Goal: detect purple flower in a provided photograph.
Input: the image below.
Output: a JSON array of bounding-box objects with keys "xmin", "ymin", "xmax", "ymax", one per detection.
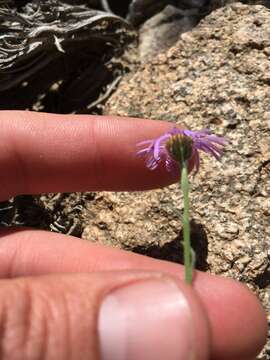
[{"xmin": 136, "ymin": 127, "xmax": 227, "ymax": 174}]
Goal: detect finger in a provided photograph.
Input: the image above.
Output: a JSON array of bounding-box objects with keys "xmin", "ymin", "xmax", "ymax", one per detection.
[
  {"xmin": 0, "ymin": 229, "xmax": 267, "ymax": 360},
  {"xmin": 0, "ymin": 272, "xmax": 210, "ymax": 360},
  {"xmin": 0, "ymin": 111, "xmax": 176, "ymax": 200}
]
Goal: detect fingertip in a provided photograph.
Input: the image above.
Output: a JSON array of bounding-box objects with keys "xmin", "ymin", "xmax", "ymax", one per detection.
[
  {"xmin": 195, "ymin": 275, "xmax": 268, "ymax": 359},
  {"xmin": 228, "ymin": 280, "xmax": 268, "ymax": 359}
]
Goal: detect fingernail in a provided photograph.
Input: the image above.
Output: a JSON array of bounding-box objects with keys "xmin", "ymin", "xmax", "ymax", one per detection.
[{"xmin": 98, "ymin": 278, "xmax": 194, "ymax": 360}]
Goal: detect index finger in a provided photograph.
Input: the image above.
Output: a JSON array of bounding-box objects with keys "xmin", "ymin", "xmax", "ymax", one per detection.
[{"xmin": 0, "ymin": 111, "xmax": 176, "ymax": 200}]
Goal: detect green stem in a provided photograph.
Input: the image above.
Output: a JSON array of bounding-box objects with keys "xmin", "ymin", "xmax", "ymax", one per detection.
[{"xmin": 180, "ymin": 161, "xmax": 193, "ymax": 284}]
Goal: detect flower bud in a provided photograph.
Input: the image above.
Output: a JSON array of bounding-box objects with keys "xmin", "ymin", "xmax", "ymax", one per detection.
[{"xmin": 166, "ymin": 134, "xmax": 194, "ymax": 163}]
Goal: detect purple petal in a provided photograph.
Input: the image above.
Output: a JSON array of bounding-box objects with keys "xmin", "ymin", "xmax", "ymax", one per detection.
[
  {"xmin": 183, "ymin": 129, "xmax": 210, "ymax": 138},
  {"xmin": 136, "ymin": 148, "xmax": 150, "ymax": 157},
  {"xmin": 146, "ymin": 156, "xmax": 158, "ymax": 170},
  {"xmin": 170, "ymin": 127, "xmax": 182, "ymax": 136},
  {"xmin": 204, "ymin": 135, "xmax": 228, "ymax": 145},
  {"xmin": 136, "ymin": 140, "xmax": 154, "ymax": 147},
  {"xmin": 153, "ymin": 133, "xmax": 171, "ymax": 159},
  {"xmin": 199, "ymin": 142, "xmax": 222, "ymax": 160},
  {"xmin": 193, "ymin": 149, "xmax": 200, "ymax": 173},
  {"xmin": 135, "ymin": 126, "xmax": 227, "ymax": 174},
  {"xmin": 165, "ymin": 157, "xmax": 179, "ymax": 175}
]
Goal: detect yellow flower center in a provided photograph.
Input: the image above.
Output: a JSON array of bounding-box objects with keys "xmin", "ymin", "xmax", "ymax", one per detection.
[{"xmin": 166, "ymin": 134, "xmax": 193, "ymax": 163}]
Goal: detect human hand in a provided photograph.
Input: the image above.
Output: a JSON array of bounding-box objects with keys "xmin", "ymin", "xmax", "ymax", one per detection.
[{"xmin": 0, "ymin": 111, "xmax": 267, "ymax": 360}]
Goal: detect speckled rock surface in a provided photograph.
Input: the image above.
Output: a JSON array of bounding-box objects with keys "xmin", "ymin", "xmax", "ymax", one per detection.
[{"xmin": 82, "ymin": 3, "xmax": 270, "ymax": 356}]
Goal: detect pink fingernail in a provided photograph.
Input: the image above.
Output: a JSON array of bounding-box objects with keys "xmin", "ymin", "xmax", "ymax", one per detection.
[{"xmin": 98, "ymin": 278, "xmax": 194, "ymax": 360}]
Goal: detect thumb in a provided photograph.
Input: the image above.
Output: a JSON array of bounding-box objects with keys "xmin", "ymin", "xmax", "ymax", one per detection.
[{"xmin": 0, "ymin": 271, "xmax": 211, "ymax": 360}]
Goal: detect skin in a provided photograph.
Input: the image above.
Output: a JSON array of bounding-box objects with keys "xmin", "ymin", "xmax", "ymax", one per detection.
[{"xmin": 0, "ymin": 111, "xmax": 267, "ymax": 359}]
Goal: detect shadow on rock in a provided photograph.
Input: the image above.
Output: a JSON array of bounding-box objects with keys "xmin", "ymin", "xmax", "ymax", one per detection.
[
  {"xmin": 254, "ymin": 269, "xmax": 270, "ymax": 289},
  {"xmin": 132, "ymin": 220, "xmax": 209, "ymax": 271}
]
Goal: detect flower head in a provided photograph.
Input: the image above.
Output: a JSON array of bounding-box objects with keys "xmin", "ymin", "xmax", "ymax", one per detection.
[{"xmin": 136, "ymin": 127, "xmax": 227, "ymax": 174}]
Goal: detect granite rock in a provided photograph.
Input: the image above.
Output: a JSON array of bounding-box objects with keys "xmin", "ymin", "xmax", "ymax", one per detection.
[{"xmin": 83, "ymin": 4, "xmax": 270, "ymax": 355}]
